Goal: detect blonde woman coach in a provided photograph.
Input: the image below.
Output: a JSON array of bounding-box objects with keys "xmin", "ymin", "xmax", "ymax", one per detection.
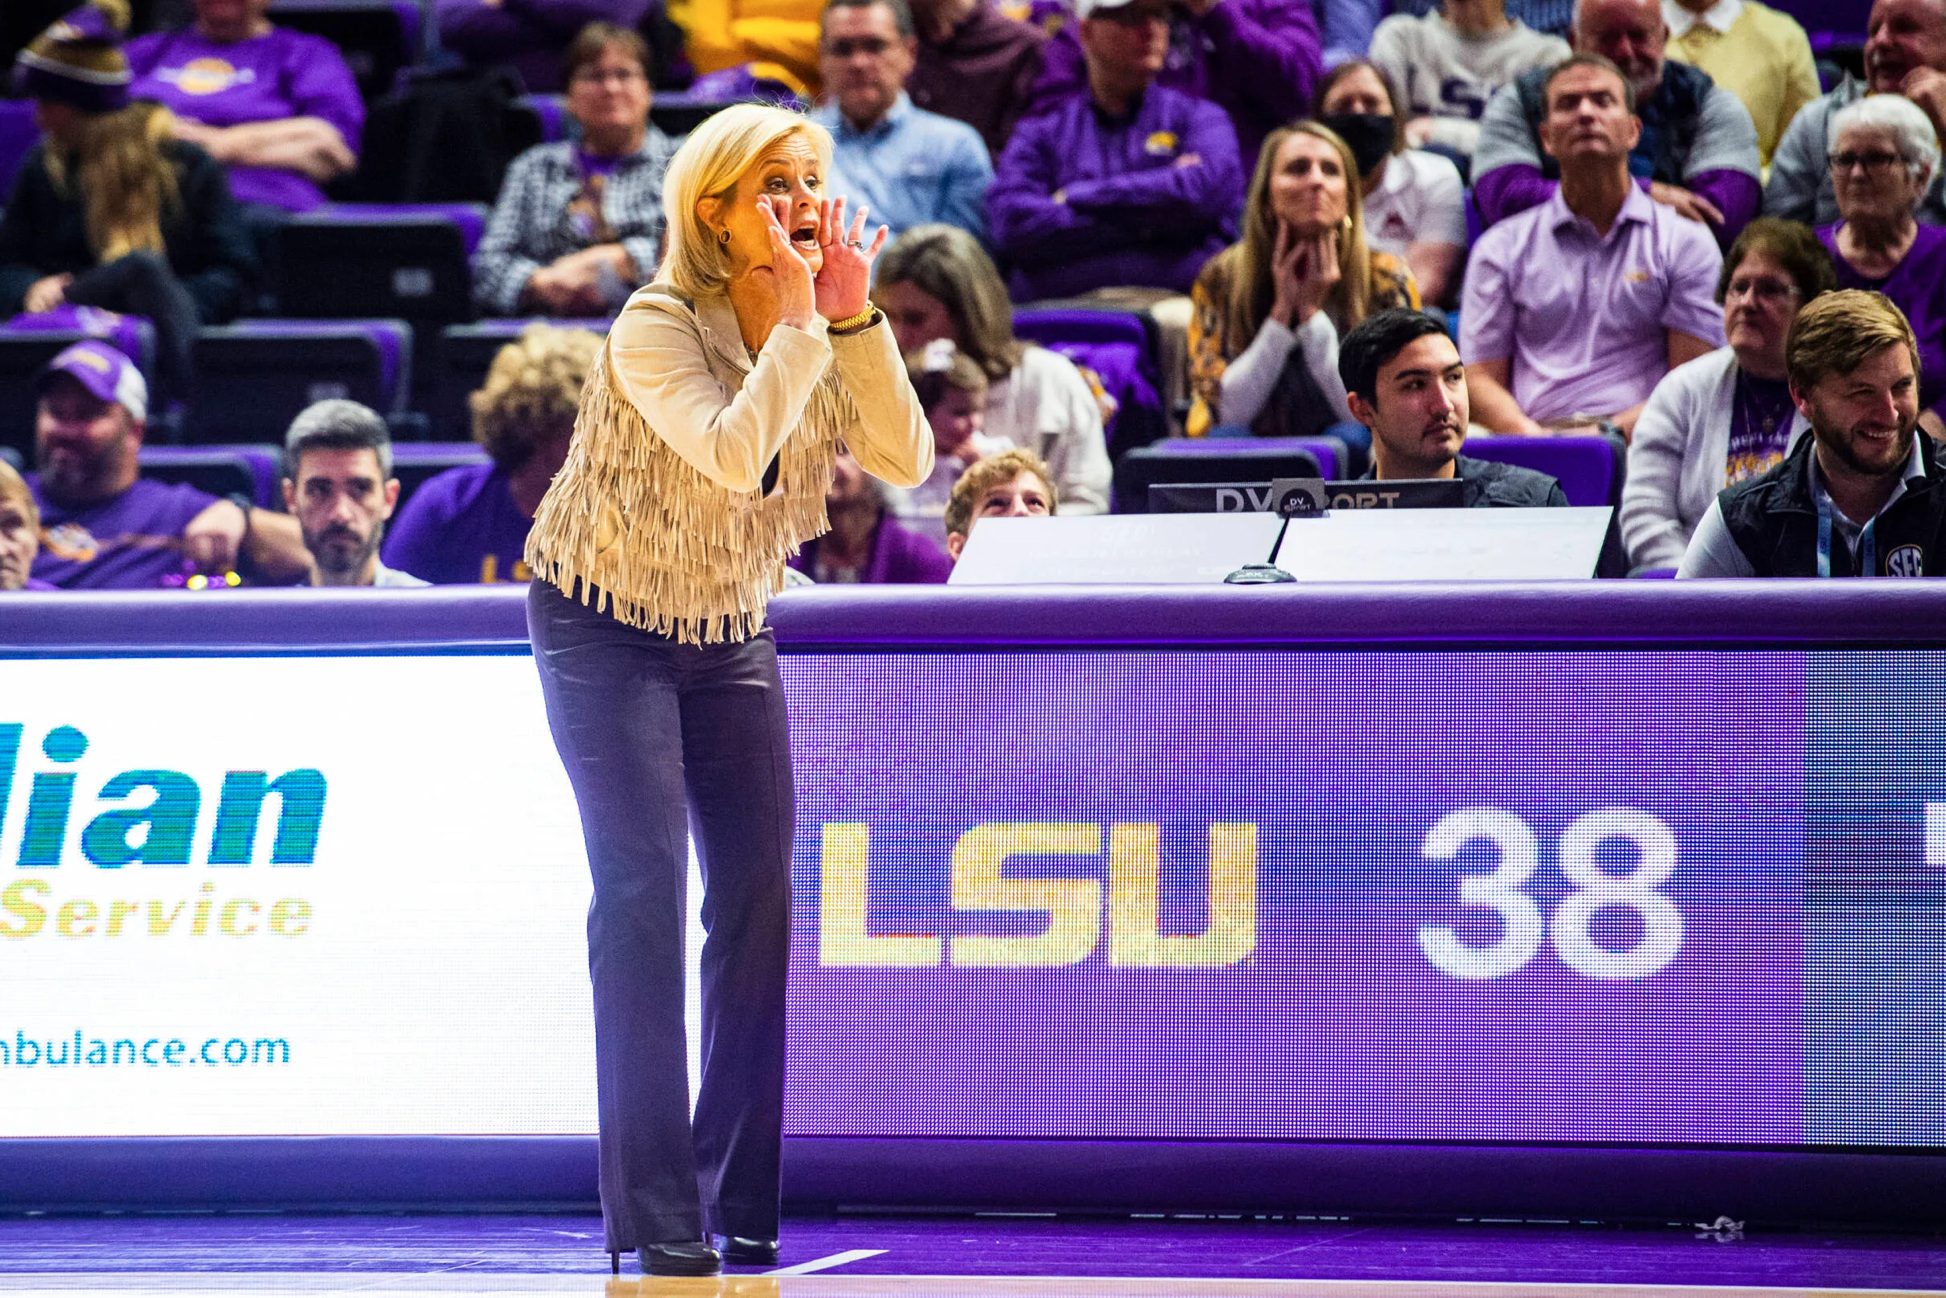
[{"xmin": 523, "ymin": 102, "xmax": 933, "ymax": 1279}]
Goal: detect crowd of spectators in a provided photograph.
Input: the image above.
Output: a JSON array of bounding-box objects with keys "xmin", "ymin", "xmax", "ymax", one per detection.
[{"xmin": 3, "ymin": 0, "xmax": 1942, "ymax": 588}]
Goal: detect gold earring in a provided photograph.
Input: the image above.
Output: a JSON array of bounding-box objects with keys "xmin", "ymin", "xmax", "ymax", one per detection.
[{"xmin": 718, "ymin": 228, "xmax": 731, "ymax": 245}]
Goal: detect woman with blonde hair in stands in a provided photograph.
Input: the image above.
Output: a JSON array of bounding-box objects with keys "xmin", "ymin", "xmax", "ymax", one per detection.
[
  {"xmin": 2, "ymin": 0, "xmax": 252, "ymax": 404},
  {"xmin": 523, "ymin": 102, "xmax": 930, "ymax": 1279},
  {"xmin": 874, "ymin": 223, "xmax": 1112, "ymax": 515},
  {"xmin": 384, "ymin": 324, "xmax": 605, "ymax": 585},
  {"xmin": 1188, "ymin": 120, "xmax": 1420, "ymax": 457},
  {"xmin": 0, "ymin": 461, "xmax": 51, "ymax": 591}
]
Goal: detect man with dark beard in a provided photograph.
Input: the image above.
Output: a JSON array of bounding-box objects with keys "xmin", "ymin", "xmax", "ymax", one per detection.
[
  {"xmin": 1679, "ymin": 290, "xmax": 1946, "ymax": 577},
  {"xmin": 280, "ymin": 400, "xmax": 426, "ymax": 588},
  {"xmin": 29, "ymin": 340, "xmax": 307, "ymax": 588}
]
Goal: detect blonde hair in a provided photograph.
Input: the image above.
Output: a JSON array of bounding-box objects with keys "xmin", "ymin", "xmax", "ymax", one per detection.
[
  {"xmin": 1786, "ymin": 290, "xmax": 1921, "ymax": 393},
  {"xmin": 44, "ymin": 99, "xmax": 179, "ymax": 262},
  {"xmin": 656, "ymin": 103, "xmax": 833, "ymax": 300},
  {"xmin": 470, "ymin": 324, "xmax": 605, "ymax": 469},
  {"xmin": 1210, "ymin": 122, "xmax": 1375, "ymax": 354},
  {"xmin": 0, "ymin": 460, "xmax": 40, "ymax": 535},
  {"xmin": 943, "ymin": 448, "xmax": 1055, "ymax": 540}
]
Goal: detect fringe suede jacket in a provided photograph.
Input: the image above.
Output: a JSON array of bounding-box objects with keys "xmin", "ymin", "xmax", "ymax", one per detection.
[{"xmin": 526, "ymin": 284, "xmax": 934, "ymax": 643}]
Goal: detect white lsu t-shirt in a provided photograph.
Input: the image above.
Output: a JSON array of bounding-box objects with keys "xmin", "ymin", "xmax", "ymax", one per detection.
[
  {"xmin": 1369, "ymin": 11, "xmax": 1571, "ymax": 156},
  {"xmin": 1362, "ymin": 148, "xmax": 1468, "ymax": 257}
]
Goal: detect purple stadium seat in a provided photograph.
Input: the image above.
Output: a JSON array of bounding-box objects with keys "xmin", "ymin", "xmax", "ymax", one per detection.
[
  {"xmin": 3, "ymin": 306, "xmax": 154, "ymax": 368},
  {"xmin": 1462, "ymin": 433, "xmax": 1623, "ymax": 508},
  {"xmin": 434, "ymin": 318, "xmax": 609, "ymax": 438},
  {"xmin": 189, "ymin": 319, "xmax": 414, "ymax": 444},
  {"xmin": 1768, "ymin": 0, "xmax": 1863, "ymax": 38},
  {"xmin": 266, "ymin": 0, "xmax": 420, "ymax": 98},
  {"xmin": 0, "ymin": 99, "xmax": 37, "ymax": 200},
  {"xmin": 518, "ymin": 95, "xmax": 572, "ymax": 144},
  {"xmin": 1013, "ymin": 306, "xmax": 1170, "ymax": 458},
  {"xmin": 1014, "ymin": 307, "xmax": 1156, "ymax": 376},
  {"xmin": 392, "ymin": 441, "xmax": 491, "ymax": 515},
  {"xmin": 313, "ymin": 203, "xmax": 489, "ymax": 257},
  {"xmin": 138, "ymin": 445, "xmax": 284, "ymax": 508},
  {"xmin": 273, "ymin": 209, "xmax": 477, "ymax": 326}
]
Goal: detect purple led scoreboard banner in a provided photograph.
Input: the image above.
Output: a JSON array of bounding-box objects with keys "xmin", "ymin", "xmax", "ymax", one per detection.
[
  {"xmin": 0, "ymin": 597, "xmax": 1941, "ymax": 1176},
  {"xmin": 780, "ymin": 649, "xmax": 1945, "ymax": 1151}
]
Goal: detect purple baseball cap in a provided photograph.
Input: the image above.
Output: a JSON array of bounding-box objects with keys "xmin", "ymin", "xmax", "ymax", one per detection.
[{"xmin": 37, "ymin": 340, "xmax": 148, "ymax": 422}]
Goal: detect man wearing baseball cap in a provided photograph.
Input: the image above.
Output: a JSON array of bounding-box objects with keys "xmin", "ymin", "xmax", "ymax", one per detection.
[{"xmin": 29, "ymin": 340, "xmax": 308, "ymax": 588}]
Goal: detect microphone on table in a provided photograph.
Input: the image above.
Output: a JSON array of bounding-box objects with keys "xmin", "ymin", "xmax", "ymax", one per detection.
[{"xmin": 1224, "ymin": 478, "xmax": 1326, "ymax": 585}]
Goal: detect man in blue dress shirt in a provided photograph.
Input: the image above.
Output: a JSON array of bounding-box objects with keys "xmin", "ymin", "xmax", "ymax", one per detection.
[{"xmin": 811, "ymin": 0, "xmax": 994, "ymax": 243}]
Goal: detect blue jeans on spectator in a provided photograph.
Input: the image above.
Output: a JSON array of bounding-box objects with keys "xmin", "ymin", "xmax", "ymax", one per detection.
[{"xmin": 526, "ymin": 578, "xmax": 793, "ymax": 1251}]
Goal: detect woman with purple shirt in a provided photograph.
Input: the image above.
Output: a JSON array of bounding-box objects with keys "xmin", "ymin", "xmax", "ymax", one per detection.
[
  {"xmin": 383, "ymin": 323, "xmax": 602, "ymax": 583},
  {"xmin": 1818, "ymin": 94, "xmax": 1946, "ymax": 438},
  {"xmin": 126, "ymin": 0, "xmax": 363, "ymax": 215}
]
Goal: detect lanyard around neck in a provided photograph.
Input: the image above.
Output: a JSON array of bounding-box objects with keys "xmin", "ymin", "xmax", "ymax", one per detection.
[{"xmin": 1815, "ymin": 487, "xmax": 1878, "ymax": 578}]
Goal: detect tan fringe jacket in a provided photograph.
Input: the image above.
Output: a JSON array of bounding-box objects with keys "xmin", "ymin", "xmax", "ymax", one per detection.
[{"xmin": 526, "ymin": 284, "xmax": 934, "ymax": 643}]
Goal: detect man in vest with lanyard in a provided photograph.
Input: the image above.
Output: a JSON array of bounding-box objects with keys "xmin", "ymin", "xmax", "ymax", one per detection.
[{"xmin": 1679, "ymin": 289, "xmax": 1946, "ymax": 577}]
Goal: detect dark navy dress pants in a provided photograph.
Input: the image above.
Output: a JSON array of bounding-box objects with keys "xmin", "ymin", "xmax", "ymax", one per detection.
[{"xmin": 527, "ymin": 578, "xmax": 792, "ymax": 1248}]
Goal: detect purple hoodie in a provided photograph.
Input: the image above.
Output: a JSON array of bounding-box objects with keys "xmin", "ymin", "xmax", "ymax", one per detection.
[
  {"xmin": 989, "ymin": 82, "xmax": 1243, "ymax": 299},
  {"xmin": 1025, "ymin": 0, "xmax": 1320, "ymax": 168}
]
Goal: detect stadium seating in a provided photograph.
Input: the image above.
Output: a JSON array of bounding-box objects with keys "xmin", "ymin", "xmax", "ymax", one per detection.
[
  {"xmin": 1461, "ymin": 433, "xmax": 1625, "ymax": 509},
  {"xmin": 392, "ymin": 441, "xmax": 490, "ymax": 515},
  {"xmin": 189, "ymin": 319, "xmax": 412, "ymax": 444},
  {"xmin": 0, "ymin": 98, "xmax": 35, "ymax": 200},
  {"xmin": 434, "ymin": 319, "xmax": 606, "ymax": 440},
  {"xmin": 518, "ymin": 96, "xmax": 573, "ymax": 145},
  {"xmin": 138, "ymin": 445, "xmax": 282, "ymax": 507},
  {"xmin": 272, "ymin": 206, "xmax": 482, "ymax": 322},
  {"xmin": 268, "ymin": 0, "xmax": 423, "ymax": 101},
  {"xmin": 1014, "ymin": 306, "xmax": 1167, "ymax": 460}
]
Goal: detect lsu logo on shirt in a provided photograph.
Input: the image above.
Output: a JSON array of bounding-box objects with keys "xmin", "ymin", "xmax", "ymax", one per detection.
[
  {"xmin": 160, "ymin": 58, "xmax": 257, "ymax": 97},
  {"xmin": 41, "ymin": 524, "xmax": 99, "ymax": 564},
  {"xmin": 1884, "ymin": 544, "xmax": 1925, "ymax": 577},
  {"xmin": 1144, "ymin": 131, "xmax": 1179, "ymax": 157}
]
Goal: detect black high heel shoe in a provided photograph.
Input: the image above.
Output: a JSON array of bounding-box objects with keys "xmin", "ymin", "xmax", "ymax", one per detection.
[
  {"xmin": 716, "ymin": 1236, "xmax": 779, "ymax": 1266},
  {"xmin": 639, "ymin": 1240, "xmax": 723, "ymax": 1276}
]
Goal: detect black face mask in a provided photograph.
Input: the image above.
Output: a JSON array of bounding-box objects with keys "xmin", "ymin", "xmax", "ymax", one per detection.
[{"xmin": 1319, "ymin": 113, "xmax": 1395, "ymax": 175}]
